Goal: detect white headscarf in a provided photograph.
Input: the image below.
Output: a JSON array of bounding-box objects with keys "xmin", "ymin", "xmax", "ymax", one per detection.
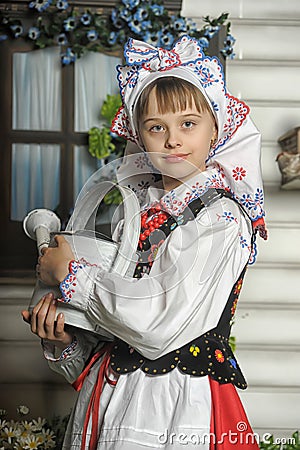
[{"xmin": 111, "ymin": 35, "xmax": 267, "ymax": 239}]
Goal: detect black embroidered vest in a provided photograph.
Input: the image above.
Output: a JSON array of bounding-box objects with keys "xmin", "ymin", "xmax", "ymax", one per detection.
[{"xmin": 110, "ymin": 189, "xmax": 251, "ymax": 390}]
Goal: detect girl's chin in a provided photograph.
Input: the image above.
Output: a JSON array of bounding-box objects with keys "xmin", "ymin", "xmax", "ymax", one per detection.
[{"xmin": 162, "ymin": 166, "xmax": 203, "ymax": 183}]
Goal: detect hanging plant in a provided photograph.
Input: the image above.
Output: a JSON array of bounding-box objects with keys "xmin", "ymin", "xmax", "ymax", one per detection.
[
  {"xmin": 88, "ymin": 93, "xmax": 126, "ymax": 205},
  {"xmin": 0, "ymin": 0, "xmax": 235, "ymax": 64},
  {"xmin": 88, "ymin": 93, "xmax": 125, "ymax": 161}
]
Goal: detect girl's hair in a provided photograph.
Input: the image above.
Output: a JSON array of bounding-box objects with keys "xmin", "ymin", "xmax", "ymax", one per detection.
[{"xmin": 134, "ymin": 76, "xmax": 214, "ymax": 120}]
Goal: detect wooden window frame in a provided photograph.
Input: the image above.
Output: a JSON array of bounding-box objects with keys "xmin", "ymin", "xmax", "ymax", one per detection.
[{"xmin": 0, "ymin": 37, "xmax": 91, "ymax": 275}]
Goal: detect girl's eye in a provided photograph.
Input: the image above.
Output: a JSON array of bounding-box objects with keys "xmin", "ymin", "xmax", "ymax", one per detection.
[
  {"xmin": 150, "ymin": 124, "xmax": 164, "ymax": 132},
  {"xmin": 183, "ymin": 121, "xmax": 195, "ymax": 128}
]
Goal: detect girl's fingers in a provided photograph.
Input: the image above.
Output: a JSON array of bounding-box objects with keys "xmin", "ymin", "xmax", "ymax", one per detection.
[
  {"xmin": 44, "ymin": 298, "xmax": 58, "ymax": 337},
  {"xmin": 21, "ymin": 310, "xmax": 31, "ymax": 324},
  {"xmin": 55, "ymin": 312, "xmax": 66, "ymax": 339},
  {"xmin": 31, "ymin": 293, "xmax": 54, "ymax": 336},
  {"xmin": 23, "ymin": 293, "xmax": 72, "ymax": 347}
]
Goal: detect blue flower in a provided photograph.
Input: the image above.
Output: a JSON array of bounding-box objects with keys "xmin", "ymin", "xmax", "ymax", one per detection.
[
  {"xmin": 134, "ymin": 7, "xmax": 148, "ymax": 22},
  {"xmin": 204, "ymin": 25, "xmax": 220, "ymax": 39},
  {"xmin": 185, "ymin": 18, "xmax": 197, "ymax": 33},
  {"xmin": 222, "ymin": 34, "xmax": 236, "ymax": 59},
  {"xmin": 111, "ymin": 9, "xmax": 124, "ymax": 29},
  {"xmin": 10, "ymin": 24, "xmax": 23, "ymax": 38},
  {"xmin": 56, "ymin": 33, "xmax": 68, "ymax": 45},
  {"xmin": 80, "ymin": 13, "xmax": 91, "ymax": 26},
  {"xmin": 128, "ymin": 19, "xmax": 142, "ymax": 35},
  {"xmin": 61, "ymin": 47, "xmax": 76, "ymax": 65},
  {"xmin": 56, "ymin": 0, "xmax": 69, "ymax": 10},
  {"xmin": 141, "ymin": 20, "xmax": 151, "ymax": 31},
  {"xmin": 143, "ymin": 30, "xmax": 161, "ymax": 46},
  {"xmin": 64, "ymin": 16, "xmax": 76, "ymax": 32},
  {"xmin": 225, "ymin": 34, "xmax": 236, "ymax": 47},
  {"xmin": 222, "ymin": 211, "xmax": 236, "ymax": 222},
  {"xmin": 240, "ymin": 194, "xmax": 254, "ymax": 210},
  {"xmin": 108, "ymin": 31, "xmax": 118, "ymax": 45},
  {"xmin": 150, "ymin": 3, "xmax": 164, "ymax": 16},
  {"xmin": 122, "ymin": 0, "xmax": 140, "ymax": 7},
  {"xmin": 160, "ymin": 32, "xmax": 174, "ymax": 49},
  {"xmin": 28, "ymin": 27, "xmax": 40, "ymax": 40},
  {"xmin": 119, "ymin": 7, "xmax": 132, "ymax": 22},
  {"xmin": 29, "ymin": 0, "xmax": 52, "ymax": 12},
  {"xmin": 172, "ymin": 17, "xmax": 186, "ymax": 32},
  {"xmin": 198, "ymin": 37, "xmax": 209, "ymax": 49},
  {"xmin": 222, "ymin": 49, "xmax": 235, "ymax": 59},
  {"xmin": 87, "ymin": 29, "xmax": 98, "ymax": 41}
]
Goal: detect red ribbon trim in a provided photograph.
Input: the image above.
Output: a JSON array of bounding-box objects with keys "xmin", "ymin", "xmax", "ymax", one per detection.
[{"xmin": 72, "ymin": 342, "xmax": 117, "ymax": 450}]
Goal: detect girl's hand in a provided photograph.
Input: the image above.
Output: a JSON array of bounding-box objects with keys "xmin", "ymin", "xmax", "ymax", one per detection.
[
  {"xmin": 21, "ymin": 292, "xmax": 73, "ymax": 350},
  {"xmin": 37, "ymin": 235, "xmax": 75, "ymax": 286}
]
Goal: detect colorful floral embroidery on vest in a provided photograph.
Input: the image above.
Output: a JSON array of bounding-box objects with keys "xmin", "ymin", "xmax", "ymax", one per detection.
[
  {"xmin": 215, "ymin": 349, "xmax": 225, "ymax": 363},
  {"xmin": 234, "ymin": 278, "xmax": 243, "ymax": 295},
  {"xmin": 190, "ymin": 344, "xmax": 200, "ymax": 357},
  {"xmin": 231, "ymin": 298, "xmax": 238, "ymax": 316}
]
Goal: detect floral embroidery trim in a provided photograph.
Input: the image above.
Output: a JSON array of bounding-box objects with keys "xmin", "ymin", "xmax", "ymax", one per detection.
[
  {"xmin": 234, "ymin": 278, "xmax": 243, "ymax": 296},
  {"xmin": 217, "ymin": 211, "xmax": 238, "ymax": 223},
  {"xmin": 232, "ymin": 166, "xmax": 247, "ymax": 181},
  {"xmin": 59, "ymin": 259, "xmax": 95, "ymax": 303},
  {"xmin": 42, "ymin": 336, "xmax": 78, "ymax": 362},
  {"xmin": 231, "ymin": 298, "xmax": 238, "ymax": 316},
  {"xmin": 59, "ymin": 336, "xmax": 78, "ymax": 360},
  {"xmin": 248, "ymin": 241, "xmax": 257, "ymax": 266},
  {"xmin": 112, "ymin": 36, "xmax": 249, "ymax": 153}
]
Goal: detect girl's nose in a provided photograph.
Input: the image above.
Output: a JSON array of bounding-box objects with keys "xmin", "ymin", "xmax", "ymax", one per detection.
[{"xmin": 165, "ymin": 129, "xmax": 182, "ymax": 149}]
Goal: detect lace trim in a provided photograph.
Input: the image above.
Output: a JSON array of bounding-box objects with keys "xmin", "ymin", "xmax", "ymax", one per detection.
[
  {"xmin": 42, "ymin": 336, "xmax": 78, "ymax": 362},
  {"xmin": 59, "ymin": 259, "xmax": 93, "ymax": 303}
]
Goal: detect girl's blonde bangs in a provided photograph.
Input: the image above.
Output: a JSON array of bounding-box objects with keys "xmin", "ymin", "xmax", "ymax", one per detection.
[{"xmin": 135, "ymin": 77, "xmax": 211, "ymax": 119}]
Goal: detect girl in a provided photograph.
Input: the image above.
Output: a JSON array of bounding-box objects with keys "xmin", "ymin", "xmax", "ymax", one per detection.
[{"xmin": 22, "ymin": 35, "xmax": 267, "ymax": 449}]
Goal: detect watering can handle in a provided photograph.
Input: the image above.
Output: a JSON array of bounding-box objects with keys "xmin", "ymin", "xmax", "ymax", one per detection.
[{"xmin": 65, "ymin": 181, "xmax": 141, "ymax": 276}]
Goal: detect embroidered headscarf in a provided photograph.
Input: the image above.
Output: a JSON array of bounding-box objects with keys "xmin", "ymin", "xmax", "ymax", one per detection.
[{"xmin": 111, "ymin": 35, "xmax": 267, "ymax": 239}]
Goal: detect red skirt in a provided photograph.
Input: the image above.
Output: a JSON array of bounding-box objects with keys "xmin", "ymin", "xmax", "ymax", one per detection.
[{"xmin": 209, "ymin": 378, "xmax": 259, "ymax": 449}]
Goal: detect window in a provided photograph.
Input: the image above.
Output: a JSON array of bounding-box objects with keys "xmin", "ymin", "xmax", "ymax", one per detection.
[{"xmin": 0, "ymin": 34, "xmax": 120, "ymax": 275}]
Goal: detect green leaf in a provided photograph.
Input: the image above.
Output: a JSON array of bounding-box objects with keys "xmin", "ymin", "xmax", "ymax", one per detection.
[
  {"xmin": 88, "ymin": 126, "xmax": 115, "ymax": 160},
  {"xmin": 103, "ymin": 188, "xmax": 123, "ymax": 205},
  {"xmin": 100, "ymin": 94, "xmax": 122, "ymax": 123},
  {"xmin": 229, "ymin": 335, "xmax": 236, "ymax": 352}
]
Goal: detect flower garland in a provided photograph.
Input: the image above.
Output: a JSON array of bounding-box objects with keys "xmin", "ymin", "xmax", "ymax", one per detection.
[{"xmin": 0, "ymin": 0, "xmax": 235, "ymax": 64}]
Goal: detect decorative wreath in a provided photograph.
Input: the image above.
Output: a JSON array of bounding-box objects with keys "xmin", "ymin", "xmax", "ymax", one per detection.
[{"xmin": 0, "ymin": 0, "xmax": 235, "ymax": 64}]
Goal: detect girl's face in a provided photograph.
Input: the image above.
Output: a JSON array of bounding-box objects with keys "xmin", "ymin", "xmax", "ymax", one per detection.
[{"xmin": 139, "ymin": 88, "xmax": 217, "ymax": 191}]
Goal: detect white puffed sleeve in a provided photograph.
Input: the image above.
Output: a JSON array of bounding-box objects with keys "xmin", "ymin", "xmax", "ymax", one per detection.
[{"xmin": 59, "ymin": 197, "xmax": 252, "ymax": 360}]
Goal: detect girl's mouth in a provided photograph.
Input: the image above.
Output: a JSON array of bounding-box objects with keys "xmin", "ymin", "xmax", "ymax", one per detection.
[{"xmin": 163, "ymin": 153, "xmax": 190, "ymax": 163}]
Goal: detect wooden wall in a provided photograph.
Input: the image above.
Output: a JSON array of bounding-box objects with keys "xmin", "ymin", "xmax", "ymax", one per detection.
[
  {"xmin": 182, "ymin": 0, "xmax": 300, "ymax": 440},
  {"xmin": 0, "ymin": 282, "xmax": 76, "ymax": 420}
]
